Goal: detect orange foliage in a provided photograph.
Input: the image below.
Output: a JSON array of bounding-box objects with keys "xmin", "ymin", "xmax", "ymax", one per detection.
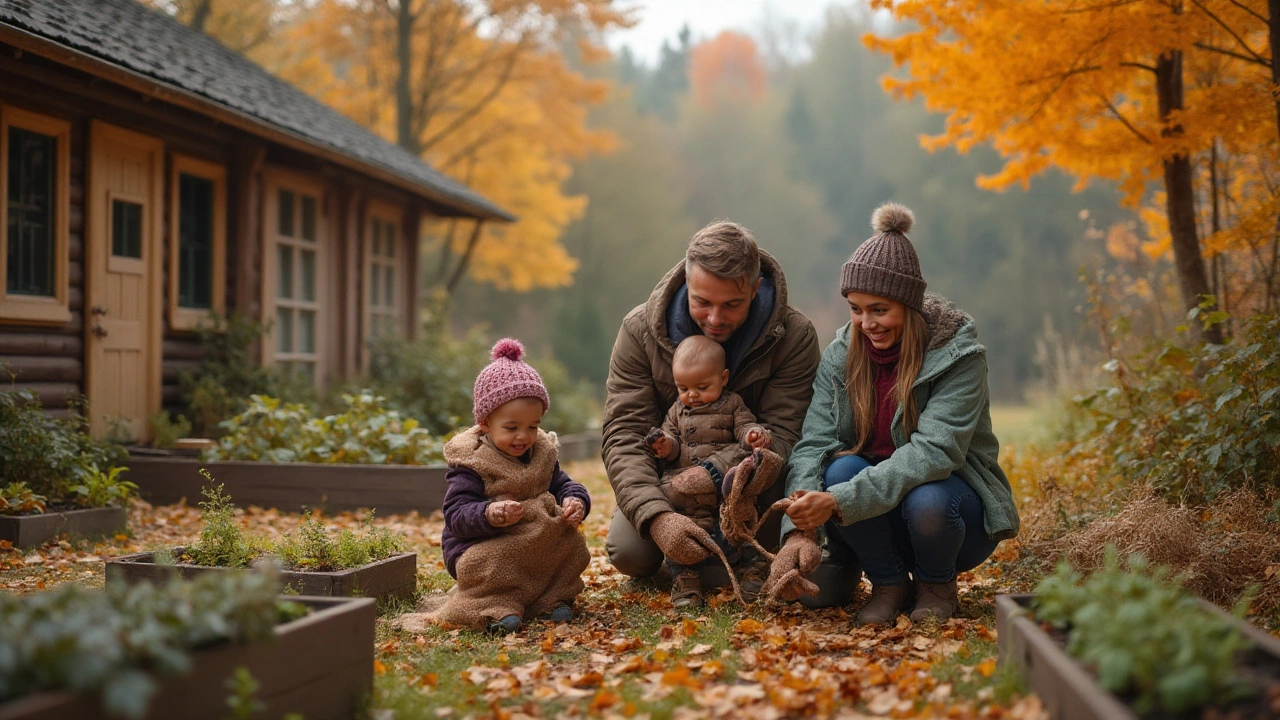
[{"xmin": 689, "ymin": 31, "xmax": 768, "ymax": 109}]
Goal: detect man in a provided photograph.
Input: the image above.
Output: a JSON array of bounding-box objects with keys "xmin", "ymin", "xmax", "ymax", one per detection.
[{"xmin": 602, "ymin": 220, "xmax": 821, "ymax": 592}]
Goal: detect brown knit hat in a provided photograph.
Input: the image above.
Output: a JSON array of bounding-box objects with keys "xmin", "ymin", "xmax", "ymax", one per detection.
[
  {"xmin": 472, "ymin": 338, "xmax": 550, "ymax": 423},
  {"xmin": 839, "ymin": 202, "xmax": 926, "ymax": 312}
]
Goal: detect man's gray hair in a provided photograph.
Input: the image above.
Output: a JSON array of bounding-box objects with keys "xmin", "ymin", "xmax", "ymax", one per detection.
[{"xmin": 685, "ymin": 220, "xmax": 761, "ymax": 290}]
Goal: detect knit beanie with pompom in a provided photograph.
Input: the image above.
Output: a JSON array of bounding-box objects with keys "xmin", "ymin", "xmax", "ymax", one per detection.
[
  {"xmin": 839, "ymin": 202, "xmax": 927, "ymax": 312},
  {"xmin": 472, "ymin": 339, "xmax": 550, "ymax": 423}
]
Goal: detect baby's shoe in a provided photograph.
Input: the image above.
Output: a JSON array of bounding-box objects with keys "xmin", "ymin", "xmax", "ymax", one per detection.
[
  {"xmin": 671, "ymin": 569, "xmax": 703, "ymax": 608},
  {"xmin": 541, "ymin": 602, "xmax": 574, "ymax": 622},
  {"xmin": 487, "ymin": 614, "xmax": 522, "ymax": 634}
]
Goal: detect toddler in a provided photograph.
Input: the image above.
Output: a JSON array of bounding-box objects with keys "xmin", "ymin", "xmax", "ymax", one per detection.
[
  {"xmin": 644, "ymin": 335, "xmax": 771, "ymax": 606},
  {"xmin": 435, "ymin": 339, "xmax": 591, "ymax": 633}
]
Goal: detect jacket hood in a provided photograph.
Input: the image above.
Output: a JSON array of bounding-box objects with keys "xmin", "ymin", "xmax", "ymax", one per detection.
[{"xmin": 644, "ymin": 249, "xmax": 791, "ymax": 358}]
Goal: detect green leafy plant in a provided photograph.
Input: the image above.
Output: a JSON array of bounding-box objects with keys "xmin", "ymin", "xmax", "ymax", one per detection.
[
  {"xmin": 149, "ymin": 410, "xmax": 193, "ymax": 449},
  {"xmin": 0, "ymin": 482, "xmax": 46, "ymax": 515},
  {"xmin": 0, "ymin": 389, "xmax": 126, "ymax": 505},
  {"xmin": 67, "ymin": 465, "xmax": 138, "ymax": 509},
  {"xmin": 203, "ymin": 393, "xmax": 445, "ymax": 465},
  {"xmin": 0, "ymin": 569, "xmax": 301, "ymax": 719},
  {"xmin": 274, "ymin": 509, "xmax": 405, "ymax": 572},
  {"xmin": 185, "ymin": 474, "xmax": 260, "ymax": 569},
  {"xmin": 224, "ymin": 667, "xmax": 264, "ymax": 720},
  {"xmin": 1032, "ymin": 547, "xmax": 1257, "ymax": 714}
]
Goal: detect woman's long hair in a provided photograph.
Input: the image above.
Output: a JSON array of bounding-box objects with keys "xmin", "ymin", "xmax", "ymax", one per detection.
[{"xmin": 843, "ymin": 307, "xmax": 929, "ymax": 453}]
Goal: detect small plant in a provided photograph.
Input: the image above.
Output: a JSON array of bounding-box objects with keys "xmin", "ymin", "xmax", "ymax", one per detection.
[
  {"xmin": 149, "ymin": 410, "xmax": 193, "ymax": 449},
  {"xmin": 67, "ymin": 465, "xmax": 138, "ymax": 509},
  {"xmin": 185, "ymin": 474, "xmax": 259, "ymax": 569},
  {"xmin": 274, "ymin": 509, "xmax": 405, "ymax": 572},
  {"xmin": 1032, "ymin": 547, "xmax": 1257, "ymax": 714},
  {"xmin": 0, "ymin": 389, "xmax": 126, "ymax": 504},
  {"xmin": 224, "ymin": 666, "xmax": 264, "ymax": 720},
  {"xmin": 0, "ymin": 482, "xmax": 46, "ymax": 515}
]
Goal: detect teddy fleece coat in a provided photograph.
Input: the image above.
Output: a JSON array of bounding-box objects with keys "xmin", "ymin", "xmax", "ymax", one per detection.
[
  {"xmin": 781, "ymin": 294, "xmax": 1020, "ymax": 543},
  {"xmin": 603, "ymin": 251, "xmax": 821, "ymax": 539},
  {"xmin": 433, "ymin": 427, "xmax": 591, "ymax": 627}
]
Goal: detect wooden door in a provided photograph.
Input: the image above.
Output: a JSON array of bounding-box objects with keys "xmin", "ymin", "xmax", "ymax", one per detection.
[{"xmin": 86, "ymin": 122, "xmax": 163, "ymax": 441}]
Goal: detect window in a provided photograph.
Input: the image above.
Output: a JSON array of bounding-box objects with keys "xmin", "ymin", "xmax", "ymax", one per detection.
[
  {"xmin": 364, "ymin": 204, "xmax": 404, "ymax": 353},
  {"xmin": 0, "ymin": 107, "xmax": 70, "ymax": 323},
  {"xmin": 265, "ymin": 172, "xmax": 324, "ymax": 383},
  {"xmin": 168, "ymin": 155, "xmax": 226, "ymax": 330}
]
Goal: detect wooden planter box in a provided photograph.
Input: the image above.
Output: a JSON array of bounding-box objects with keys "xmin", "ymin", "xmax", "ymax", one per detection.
[
  {"xmin": 123, "ymin": 455, "xmax": 448, "ymax": 514},
  {"xmin": 0, "ymin": 595, "xmax": 375, "ymax": 720},
  {"xmin": 556, "ymin": 431, "xmax": 602, "ymax": 463},
  {"xmin": 995, "ymin": 593, "xmax": 1280, "ymax": 720},
  {"xmin": 0, "ymin": 506, "xmax": 126, "ymax": 548},
  {"xmin": 106, "ymin": 549, "xmax": 417, "ymax": 602}
]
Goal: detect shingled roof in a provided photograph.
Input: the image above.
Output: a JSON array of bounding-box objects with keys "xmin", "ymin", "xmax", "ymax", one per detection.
[{"xmin": 0, "ymin": 0, "xmax": 513, "ymax": 221}]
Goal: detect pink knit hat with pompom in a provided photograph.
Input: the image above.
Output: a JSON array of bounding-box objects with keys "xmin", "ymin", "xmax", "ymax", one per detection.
[{"xmin": 472, "ymin": 338, "xmax": 550, "ymax": 423}]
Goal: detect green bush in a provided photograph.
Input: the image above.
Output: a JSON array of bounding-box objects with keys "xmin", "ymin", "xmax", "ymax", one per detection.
[
  {"xmin": 185, "ymin": 476, "xmax": 260, "ymax": 569},
  {"xmin": 0, "ymin": 569, "xmax": 301, "ymax": 719},
  {"xmin": 1033, "ymin": 548, "xmax": 1256, "ymax": 714},
  {"xmin": 148, "ymin": 410, "xmax": 192, "ymax": 449},
  {"xmin": 0, "ymin": 482, "xmax": 45, "ymax": 515},
  {"xmin": 0, "ymin": 389, "xmax": 126, "ymax": 506},
  {"xmin": 203, "ymin": 393, "xmax": 445, "ymax": 465},
  {"xmin": 1066, "ymin": 309, "xmax": 1280, "ymax": 503},
  {"xmin": 273, "ymin": 510, "xmax": 404, "ymax": 572}
]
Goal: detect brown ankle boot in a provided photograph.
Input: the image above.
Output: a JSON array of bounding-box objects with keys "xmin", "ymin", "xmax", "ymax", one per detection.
[
  {"xmin": 909, "ymin": 579, "xmax": 959, "ymax": 622},
  {"xmin": 856, "ymin": 582, "xmax": 913, "ymax": 625}
]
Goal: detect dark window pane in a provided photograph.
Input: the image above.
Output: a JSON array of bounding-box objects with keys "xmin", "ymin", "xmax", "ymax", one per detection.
[
  {"xmin": 277, "ymin": 245, "xmax": 293, "ymax": 299},
  {"xmin": 178, "ymin": 173, "xmax": 214, "ymax": 309},
  {"xmin": 300, "ymin": 195, "xmax": 316, "ymax": 241},
  {"xmin": 111, "ymin": 199, "xmax": 143, "ymax": 258},
  {"xmin": 278, "ymin": 189, "xmax": 294, "ymax": 237},
  {"xmin": 276, "ymin": 307, "xmax": 293, "ymax": 353},
  {"xmin": 385, "ymin": 224, "xmax": 395, "ymax": 258},
  {"xmin": 6, "ymin": 127, "xmax": 56, "ymax": 296},
  {"xmin": 371, "ymin": 219, "xmax": 381, "ymax": 256}
]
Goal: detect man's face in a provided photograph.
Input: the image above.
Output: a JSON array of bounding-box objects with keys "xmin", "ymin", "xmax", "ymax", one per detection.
[{"xmin": 686, "ymin": 263, "xmax": 761, "ymax": 343}]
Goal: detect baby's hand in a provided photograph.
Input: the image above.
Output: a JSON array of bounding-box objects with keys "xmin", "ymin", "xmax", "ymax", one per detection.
[
  {"xmin": 486, "ymin": 500, "xmax": 524, "ymax": 527},
  {"xmin": 644, "ymin": 427, "xmax": 671, "ymax": 458},
  {"xmin": 562, "ymin": 497, "xmax": 586, "ymax": 526},
  {"xmin": 746, "ymin": 427, "xmax": 771, "ymax": 450}
]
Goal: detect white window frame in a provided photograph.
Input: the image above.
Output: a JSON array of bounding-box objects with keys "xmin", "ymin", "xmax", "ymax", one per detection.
[
  {"xmin": 168, "ymin": 153, "xmax": 227, "ymax": 331},
  {"xmin": 362, "ymin": 200, "xmax": 405, "ymax": 365},
  {"xmin": 262, "ymin": 169, "xmax": 326, "ymax": 384}
]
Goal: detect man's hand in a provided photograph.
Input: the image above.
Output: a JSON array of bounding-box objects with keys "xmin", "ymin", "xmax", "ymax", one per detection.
[
  {"xmin": 644, "ymin": 427, "xmax": 673, "ymax": 458},
  {"xmin": 762, "ymin": 531, "xmax": 821, "ymax": 601},
  {"xmin": 648, "ymin": 511, "xmax": 713, "ymax": 565},
  {"xmin": 784, "ymin": 490, "xmax": 838, "ymax": 531},
  {"xmin": 486, "ymin": 500, "xmax": 524, "ymax": 527},
  {"xmin": 745, "ymin": 427, "xmax": 771, "ymax": 450},
  {"xmin": 562, "ymin": 497, "xmax": 586, "ymax": 526}
]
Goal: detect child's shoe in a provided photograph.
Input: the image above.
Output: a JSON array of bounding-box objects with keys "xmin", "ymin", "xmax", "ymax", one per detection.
[
  {"xmin": 544, "ymin": 603, "xmax": 574, "ymax": 622},
  {"xmin": 487, "ymin": 614, "xmax": 523, "ymax": 634},
  {"xmin": 670, "ymin": 569, "xmax": 703, "ymax": 608}
]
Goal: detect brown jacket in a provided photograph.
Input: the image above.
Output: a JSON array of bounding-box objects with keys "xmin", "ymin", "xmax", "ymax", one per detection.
[
  {"xmin": 654, "ymin": 391, "xmax": 763, "ymax": 470},
  {"xmin": 603, "ymin": 251, "xmax": 821, "ymax": 537}
]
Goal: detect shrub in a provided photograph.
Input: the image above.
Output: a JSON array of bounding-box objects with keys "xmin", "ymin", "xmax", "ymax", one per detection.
[
  {"xmin": 0, "ymin": 389, "xmax": 126, "ymax": 505},
  {"xmin": 274, "ymin": 510, "xmax": 404, "ymax": 572},
  {"xmin": 0, "ymin": 482, "xmax": 45, "ymax": 515},
  {"xmin": 203, "ymin": 393, "xmax": 445, "ymax": 465},
  {"xmin": 185, "ymin": 476, "xmax": 259, "ymax": 569},
  {"xmin": 0, "ymin": 569, "xmax": 300, "ymax": 719},
  {"xmin": 1066, "ymin": 309, "xmax": 1280, "ymax": 503},
  {"xmin": 148, "ymin": 410, "xmax": 192, "ymax": 449},
  {"xmin": 1033, "ymin": 548, "xmax": 1256, "ymax": 714}
]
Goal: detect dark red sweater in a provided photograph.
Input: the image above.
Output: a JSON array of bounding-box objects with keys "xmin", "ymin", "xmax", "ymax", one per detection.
[{"xmin": 865, "ymin": 336, "xmax": 900, "ymax": 460}]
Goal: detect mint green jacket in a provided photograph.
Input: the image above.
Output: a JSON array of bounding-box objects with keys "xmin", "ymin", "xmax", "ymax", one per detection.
[{"xmin": 781, "ymin": 295, "xmax": 1020, "ymax": 542}]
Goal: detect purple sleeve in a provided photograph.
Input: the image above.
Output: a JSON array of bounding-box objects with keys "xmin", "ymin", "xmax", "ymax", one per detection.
[
  {"xmin": 442, "ymin": 466, "xmax": 502, "ymax": 540},
  {"xmin": 549, "ymin": 461, "xmax": 592, "ymax": 516}
]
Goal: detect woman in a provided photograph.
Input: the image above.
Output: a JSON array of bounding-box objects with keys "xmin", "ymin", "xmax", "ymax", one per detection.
[{"xmin": 768, "ymin": 202, "xmax": 1019, "ymax": 625}]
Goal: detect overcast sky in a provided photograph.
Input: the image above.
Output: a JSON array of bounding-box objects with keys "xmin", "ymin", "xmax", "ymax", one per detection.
[{"xmin": 606, "ymin": 0, "xmax": 854, "ymax": 65}]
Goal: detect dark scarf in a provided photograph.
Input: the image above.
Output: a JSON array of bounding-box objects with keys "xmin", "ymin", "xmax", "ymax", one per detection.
[{"xmin": 666, "ymin": 275, "xmax": 776, "ymax": 376}]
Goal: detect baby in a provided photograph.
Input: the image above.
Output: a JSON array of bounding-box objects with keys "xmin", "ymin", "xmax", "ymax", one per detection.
[
  {"xmin": 434, "ymin": 339, "xmax": 591, "ymax": 633},
  {"xmin": 644, "ymin": 335, "xmax": 771, "ymax": 607}
]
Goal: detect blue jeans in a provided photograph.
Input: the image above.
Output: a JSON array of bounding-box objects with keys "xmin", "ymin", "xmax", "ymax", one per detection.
[{"xmin": 822, "ymin": 454, "xmax": 997, "ymax": 585}]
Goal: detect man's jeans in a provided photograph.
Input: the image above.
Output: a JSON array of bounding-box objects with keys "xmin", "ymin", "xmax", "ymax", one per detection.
[{"xmin": 822, "ymin": 454, "xmax": 997, "ymax": 585}]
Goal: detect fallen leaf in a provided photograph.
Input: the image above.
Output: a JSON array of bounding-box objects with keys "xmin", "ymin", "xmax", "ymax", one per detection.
[
  {"xmin": 680, "ymin": 618, "xmax": 699, "ymax": 637},
  {"xmin": 373, "ymin": 660, "xmax": 386, "ymax": 675},
  {"xmin": 688, "ymin": 643, "xmax": 712, "ymax": 655},
  {"xmin": 976, "ymin": 657, "xmax": 998, "ymax": 678},
  {"xmin": 734, "ymin": 618, "xmax": 764, "ymax": 634}
]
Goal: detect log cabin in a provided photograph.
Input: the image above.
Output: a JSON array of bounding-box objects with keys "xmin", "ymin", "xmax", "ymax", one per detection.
[{"xmin": 0, "ymin": 0, "xmax": 512, "ymax": 441}]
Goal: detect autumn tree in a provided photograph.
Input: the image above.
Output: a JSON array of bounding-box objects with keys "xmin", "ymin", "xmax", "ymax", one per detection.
[
  {"xmin": 142, "ymin": 0, "xmax": 282, "ymax": 56},
  {"xmin": 866, "ymin": 0, "xmax": 1280, "ymax": 338}
]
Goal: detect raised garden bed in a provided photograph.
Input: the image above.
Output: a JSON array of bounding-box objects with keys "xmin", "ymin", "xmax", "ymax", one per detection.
[
  {"xmin": 0, "ymin": 506, "xmax": 127, "ymax": 548},
  {"xmin": 995, "ymin": 593, "xmax": 1280, "ymax": 719},
  {"xmin": 0, "ymin": 594, "xmax": 375, "ymax": 720},
  {"xmin": 556, "ymin": 431, "xmax": 602, "ymax": 463},
  {"xmin": 106, "ymin": 549, "xmax": 417, "ymax": 602},
  {"xmin": 123, "ymin": 455, "xmax": 448, "ymax": 514}
]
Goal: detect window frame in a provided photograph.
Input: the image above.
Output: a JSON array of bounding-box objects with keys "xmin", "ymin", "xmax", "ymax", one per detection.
[
  {"xmin": 167, "ymin": 154, "xmax": 226, "ymax": 331},
  {"xmin": 262, "ymin": 168, "xmax": 326, "ymax": 385},
  {"xmin": 0, "ymin": 106, "xmax": 71, "ymax": 324},
  {"xmin": 362, "ymin": 199, "xmax": 406, "ymax": 368}
]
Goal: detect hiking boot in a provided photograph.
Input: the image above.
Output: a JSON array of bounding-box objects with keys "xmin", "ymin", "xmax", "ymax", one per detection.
[
  {"xmin": 737, "ymin": 555, "xmax": 770, "ymax": 602},
  {"xmin": 856, "ymin": 582, "xmax": 913, "ymax": 626},
  {"xmin": 671, "ymin": 569, "xmax": 703, "ymax": 608},
  {"xmin": 487, "ymin": 614, "xmax": 522, "ymax": 634},
  {"xmin": 910, "ymin": 579, "xmax": 959, "ymax": 622}
]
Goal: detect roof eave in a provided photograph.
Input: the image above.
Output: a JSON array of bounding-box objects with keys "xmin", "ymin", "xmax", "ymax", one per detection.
[{"xmin": 0, "ymin": 22, "xmax": 516, "ymax": 223}]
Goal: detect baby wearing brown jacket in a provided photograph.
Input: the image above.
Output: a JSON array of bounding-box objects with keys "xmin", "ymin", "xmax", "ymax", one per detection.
[{"xmin": 644, "ymin": 335, "xmax": 771, "ymax": 607}]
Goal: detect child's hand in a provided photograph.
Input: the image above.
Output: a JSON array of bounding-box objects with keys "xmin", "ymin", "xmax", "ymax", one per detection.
[
  {"xmin": 486, "ymin": 500, "xmax": 524, "ymax": 527},
  {"xmin": 745, "ymin": 427, "xmax": 771, "ymax": 450},
  {"xmin": 643, "ymin": 427, "xmax": 671, "ymax": 458},
  {"xmin": 561, "ymin": 497, "xmax": 586, "ymax": 526}
]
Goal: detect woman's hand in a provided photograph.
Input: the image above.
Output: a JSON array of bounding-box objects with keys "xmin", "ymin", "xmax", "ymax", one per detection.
[{"xmin": 784, "ymin": 490, "xmax": 838, "ymax": 530}]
